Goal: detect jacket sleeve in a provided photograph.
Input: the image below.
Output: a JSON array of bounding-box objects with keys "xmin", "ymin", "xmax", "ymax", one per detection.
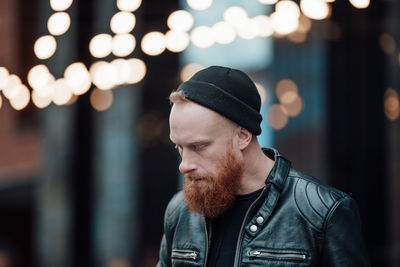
[{"xmin": 321, "ymin": 196, "xmax": 370, "ymax": 266}]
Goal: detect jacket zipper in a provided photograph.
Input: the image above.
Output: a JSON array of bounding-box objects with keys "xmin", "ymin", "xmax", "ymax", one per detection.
[
  {"xmin": 233, "ymin": 186, "xmax": 267, "ymax": 267},
  {"xmin": 247, "ymin": 250, "xmax": 306, "ymax": 260},
  {"xmin": 171, "ymin": 250, "xmax": 198, "ymax": 260}
]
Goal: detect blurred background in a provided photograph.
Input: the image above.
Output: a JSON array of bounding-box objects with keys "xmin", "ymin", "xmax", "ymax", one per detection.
[{"xmin": 0, "ymin": 0, "xmax": 399, "ymax": 266}]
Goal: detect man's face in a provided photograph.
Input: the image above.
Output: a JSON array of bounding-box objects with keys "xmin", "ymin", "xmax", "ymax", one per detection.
[{"xmin": 169, "ymin": 101, "xmax": 244, "ymax": 218}]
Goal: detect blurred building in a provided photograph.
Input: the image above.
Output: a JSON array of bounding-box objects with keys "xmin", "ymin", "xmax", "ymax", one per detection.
[{"xmin": 0, "ymin": 0, "xmax": 399, "ymax": 266}]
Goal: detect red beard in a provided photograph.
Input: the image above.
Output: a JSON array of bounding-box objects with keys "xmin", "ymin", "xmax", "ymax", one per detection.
[{"xmin": 183, "ymin": 147, "xmax": 244, "ymax": 218}]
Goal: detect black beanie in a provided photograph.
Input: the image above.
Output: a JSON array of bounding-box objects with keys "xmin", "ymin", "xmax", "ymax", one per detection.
[{"xmin": 177, "ymin": 65, "xmax": 262, "ymax": 135}]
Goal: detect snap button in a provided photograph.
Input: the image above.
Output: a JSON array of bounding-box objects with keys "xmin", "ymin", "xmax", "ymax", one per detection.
[
  {"xmin": 250, "ymin": 225, "xmax": 258, "ymax": 232},
  {"xmin": 256, "ymin": 216, "xmax": 264, "ymax": 224}
]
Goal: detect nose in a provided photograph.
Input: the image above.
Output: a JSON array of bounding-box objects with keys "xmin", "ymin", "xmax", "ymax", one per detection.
[{"xmin": 178, "ymin": 153, "xmax": 196, "ymax": 174}]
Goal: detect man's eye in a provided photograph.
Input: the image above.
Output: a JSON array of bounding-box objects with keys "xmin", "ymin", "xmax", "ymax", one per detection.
[{"xmin": 190, "ymin": 144, "xmax": 205, "ymax": 151}]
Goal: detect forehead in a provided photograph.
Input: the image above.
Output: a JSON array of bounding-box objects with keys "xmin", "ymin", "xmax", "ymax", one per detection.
[{"xmin": 169, "ymin": 101, "xmax": 234, "ymax": 144}]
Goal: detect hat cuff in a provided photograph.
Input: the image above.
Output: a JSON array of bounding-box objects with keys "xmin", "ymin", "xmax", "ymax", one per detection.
[{"xmin": 178, "ymin": 80, "xmax": 262, "ymax": 135}]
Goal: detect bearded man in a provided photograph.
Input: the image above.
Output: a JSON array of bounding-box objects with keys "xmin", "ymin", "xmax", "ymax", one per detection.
[{"xmin": 157, "ymin": 66, "xmax": 369, "ymax": 266}]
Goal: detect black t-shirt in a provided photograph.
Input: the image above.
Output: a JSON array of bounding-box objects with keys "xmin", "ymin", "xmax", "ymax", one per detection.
[{"xmin": 206, "ymin": 187, "xmax": 264, "ymax": 267}]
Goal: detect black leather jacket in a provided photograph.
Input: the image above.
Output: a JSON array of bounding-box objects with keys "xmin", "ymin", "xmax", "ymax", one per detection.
[{"xmin": 157, "ymin": 149, "xmax": 370, "ymax": 266}]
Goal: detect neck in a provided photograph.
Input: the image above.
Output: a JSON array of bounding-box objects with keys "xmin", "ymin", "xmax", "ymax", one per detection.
[{"xmin": 237, "ymin": 142, "xmax": 275, "ymax": 195}]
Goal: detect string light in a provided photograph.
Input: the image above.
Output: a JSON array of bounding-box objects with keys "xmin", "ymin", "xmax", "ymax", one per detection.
[
  {"xmin": 349, "ymin": 0, "xmax": 370, "ymax": 9},
  {"xmin": 126, "ymin": 58, "xmax": 146, "ymax": 84},
  {"xmin": 64, "ymin": 62, "xmax": 91, "ymax": 95},
  {"xmin": 267, "ymin": 104, "xmax": 288, "ymax": 130},
  {"xmin": 212, "ymin": 21, "xmax": 236, "ymax": 44},
  {"xmin": 47, "ymin": 12, "xmax": 71, "ymax": 36},
  {"xmin": 253, "ymin": 15, "xmax": 273, "ymax": 38},
  {"xmin": 51, "ymin": 78, "xmax": 73, "ymax": 105},
  {"xmin": 186, "ymin": 0, "xmax": 213, "ymax": 11},
  {"xmin": 190, "ymin": 26, "xmax": 214, "ymax": 48},
  {"xmin": 167, "ymin": 10, "xmax": 194, "ymax": 32},
  {"xmin": 0, "ymin": 67, "xmax": 10, "ymax": 89},
  {"xmin": 141, "ymin": 32, "xmax": 166, "ymax": 56},
  {"xmin": 28, "ymin": 65, "xmax": 53, "ymax": 91},
  {"xmin": 50, "ymin": 0, "xmax": 73, "ymax": 11},
  {"xmin": 90, "ymin": 88, "xmax": 114, "ymax": 111},
  {"xmin": 90, "ymin": 61, "xmax": 118, "ymax": 90},
  {"xmin": 255, "ymin": 82, "xmax": 268, "ymax": 105},
  {"xmin": 34, "ymin": 35, "xmax": 57, "ymax": 60},
  {"xmin": 32, "ymin": 90, "xmax": 52, "ymax": 108},
  {"xmin": 112, "ymin": 33, "xmax": 136, "ymax": 57},
  {"xmin": 116, "ymin": 0, "xmax": 142, "ymax": 12},
  {"xmin": 2, "ymin": 74, "xmax": 22, "ymax": 99},
  {"xmin": 258, "ymin": 0, "xmax": 278, "ymax": 4},
  {"xmin": 110, "ymin": 12, "xmax": 136, "ymax": 34},
  {"xmin": 9, "ymin": 84, "xmax": 30, "ymax": 110},
  {"xmin": 89, "ymin": 34, "xmax": 113, "ymax": 58},
  {"xmin": 300, "ymin": 0, "xmax": 331, "ymax": 20},
  {"xmin": 165, "ymin": 30, "xmax": 190, "ymax": 53},
  {"xmin": 180, "ymin": 63, "xmax": 204, "ymax": 82}
]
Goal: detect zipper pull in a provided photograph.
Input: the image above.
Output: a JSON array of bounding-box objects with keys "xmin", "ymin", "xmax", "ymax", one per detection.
[{"xmin": 247, "ymin": 251, "xmax": 261, "ymax": 257}]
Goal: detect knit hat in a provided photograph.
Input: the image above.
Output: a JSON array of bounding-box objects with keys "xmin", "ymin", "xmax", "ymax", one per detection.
[{"xmin": 177, "ymin": 65, "xmax": 262, "ymax": 135}]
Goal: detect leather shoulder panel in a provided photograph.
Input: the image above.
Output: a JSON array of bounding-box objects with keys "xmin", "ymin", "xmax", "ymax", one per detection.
[{"xmin": 289, "ymin": 169, "xmax": 347, "ymax": 231}]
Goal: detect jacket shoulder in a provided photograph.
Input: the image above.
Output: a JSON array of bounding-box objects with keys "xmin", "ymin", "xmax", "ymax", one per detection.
[
  {"xmin": 287, "ymin": 168, "xmax": 349, "ymax": 231},
  {"xmin": 164, "ymin": 191, "xmax": 187, "ymax": 228}
]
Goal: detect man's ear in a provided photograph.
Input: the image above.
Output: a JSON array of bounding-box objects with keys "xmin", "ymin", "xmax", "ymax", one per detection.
[{"xmin": 236, "ymin": 127, "xmax": 252, "ymax": 150}]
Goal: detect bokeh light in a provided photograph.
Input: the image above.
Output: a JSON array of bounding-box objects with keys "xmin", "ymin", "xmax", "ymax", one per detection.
[
  {"xmin": 300, "ymin": 0, "xmax": 331, "ymax": 20},
  {"xmin": 90, "ymin": 61, "xmax": 118, "ymax": 90},
  {"xmin": 50, "ymin": 0, "xmax": 73, "ymax": 11},
  {"xmin": 258, "ymin": 0, "xmax": 278, "ymax": 4},
  {"xmin": 126, "ymin": 58, "xmax": 146, "ymax": 84},
  {"xmin": 2, "ymin": 74, "xmax": 21, "ymax": 99},
  {"xmin": 287, "ymin": 31, "xmax": 307, "ymax": 43},
  {"xmin": 384, "ymin": 88, "xmax": 400, "ymax": 120},
  {"xmin": 51, "ymin": 78, "xmax": 73, "ymax": 105},
  {"xmin": 116, "ymin": 0, "xmax": 142, "ymax": 12},
  {"xmin": 27, "ymin": 65, "xmax": 53, "ymax": 92},
  {"xmin": 223, "ymin": 6, "xmax": 249, "ymax": 28},
  {"xmin": 167, "ymin": 10, "xmax": 194, "ymax": 32},
  {"xmin": 255, "ymin": 82, "xmax": 268, "ymax": 105},
  {"xmin": 276, "ymin": 78, "xmax": 299, "ymax": 101},
  {"xmin": 186, "ymin": 0, "xmax": 213, "ymax": 11},
  {"xmin": 236, "ymin": 19, "xmax": 259, "ymax": 40},
  {"xmin": 34, "ymin": 35, "xmax": 57, "ymax": 60},
  {"xmin": 89, "ymin": 34, "xmax": 113, "ymax": 58},
  {"xmin": 141, "ymin": 31, "xmax": 166, "ymax": 56},
  {"xmin": 276, "ymin": 0, "xmax": 301, "ymax": 18},
  {"xmin": 267, "ymin": 104, "xmax": 288, "ymax": 130},
  {"xmin": 32, "ymin": 90, "xmax": 52, "ymax": 108},
  {"xmin": 0, "ymin": 94, "xmax": 2, "ymax": 109},
  {"xmin": 90, "ymin": 88, "xmax": 114, "ymax": 111},
  {"xmin": 379, "ymin": 33, "xmax": 396, "ymax": 55},
  {"xmin": 212, "ymin": 21, "xmax": 236, "ymax": 44},
  {"xmin": 349, "ymin": 0, "xmax": 370, "ymax": 9},
  {"xmin": 165, "ymin": 30, "xmax": 190, "ymax": 53},
  {"xmin": 270, "ymin": 11, "xmax": 299, "ymax": 35},
  {"xmin": 281, "ymin": 97, "xmax": 303, "ymax": 117},
  {"xmin": 180, "ymin": 63, "xmax": 204, "ymax": 82},
  {"xmin": 110, "ymin": 12, "xmax": 136, "ymax": 34},
  {"xmin": 253, "ymin": 15, "xmax": 273, "ymax": 37},
  {"xmin": 47, "ymin": 12, "xmax": 71, "ymax": 36},
  {"xmin": 9, "ymin": 84, "xmax": 30, "ymax": 110},
  {"xmin": 0, "ymin": 67, "xmax": 10, "ymax": 89},
  {"xmin": 64, "ymin": 62, "xmax": 91, "ymax": 95},
  {"xmin": 112, "ymin": 33, "xmax": 136, "ymax": 57},
  {"xmin": 190, "ymin": 26, "xmax": 214, "ymax": 48}
]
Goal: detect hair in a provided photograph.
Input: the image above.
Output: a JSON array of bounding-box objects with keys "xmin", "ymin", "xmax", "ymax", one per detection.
[{"xmin": 169, "ymin": 90, "xmax": 188, "ymax": 104}]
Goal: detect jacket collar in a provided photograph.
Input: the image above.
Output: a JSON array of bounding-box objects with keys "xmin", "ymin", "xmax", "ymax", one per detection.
[{"xmin": 244, "ymin": 148, "xmax": 291, "ymax": 237}]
